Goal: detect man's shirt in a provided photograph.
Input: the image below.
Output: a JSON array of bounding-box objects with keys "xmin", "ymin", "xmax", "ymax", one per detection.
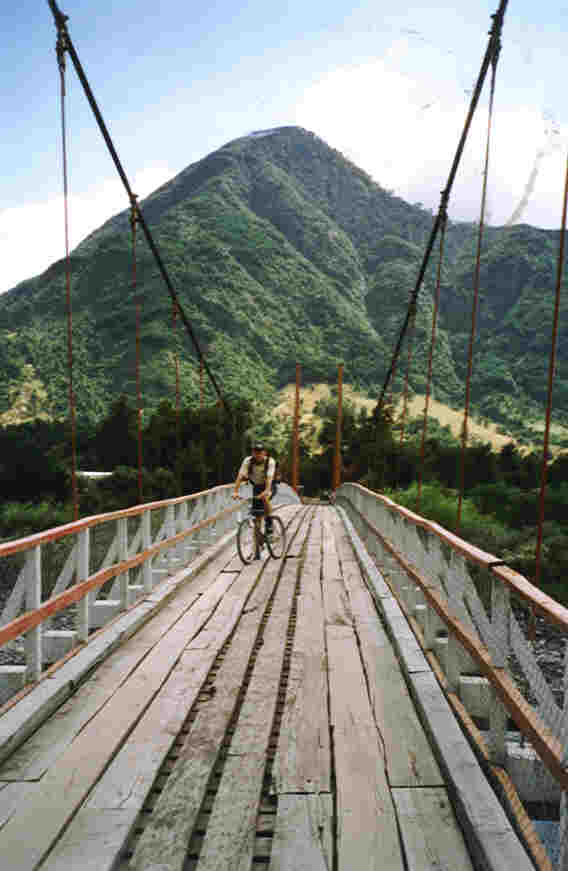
[{"xmin": 238, "ymin": 456, "xmax": 275, "ymax": 486}]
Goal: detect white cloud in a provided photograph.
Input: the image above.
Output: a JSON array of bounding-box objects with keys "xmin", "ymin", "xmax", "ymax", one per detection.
[
  {"xmin": 0, "ymin": 164, "xmax": 174, "ymax": 294},
  {"xmin": 294, "ymin": 56, "xmax": 568, "ymax": 229}
]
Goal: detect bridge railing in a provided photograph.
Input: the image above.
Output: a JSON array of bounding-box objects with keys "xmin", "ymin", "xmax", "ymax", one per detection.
[
  {"xmin": 0, "ymin": 483, "xmax": 299, "ymax": 707},
  {"xmin": 338, "ymin": 481, "xmax": 567, "ymax": 871},
  {"xmin": 0, "ymin": 485, "xmax": 239, "ymax": 703}
]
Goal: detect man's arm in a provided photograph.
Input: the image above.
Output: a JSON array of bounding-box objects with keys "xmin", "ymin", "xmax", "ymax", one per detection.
[
  {"xmin": 260, "ymin": 457, "xmax": 275, "ymax": 500},
  {"xmin": 233, "ymin": 457, "xmax": 249, "ymax": 498}
]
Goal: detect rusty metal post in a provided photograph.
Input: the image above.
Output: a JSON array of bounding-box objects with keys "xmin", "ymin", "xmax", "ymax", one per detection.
[
  {"xmin": 172, "ymin": 301, "xmax": 180, "ymax": 418},
  {"xmin": 291, "ymin": 363, "xmax": 301, "ymax": 492},
  {"xmin": 332, "ymin": 364, "xmax": 343, "ymax": 491},
  {"xmin": 135, "ymin": 295, "xmax": 143, "ymax": 503},
  {"xmin": 131, "ymin": 203, "xmax": 143, "ymax": 505}
]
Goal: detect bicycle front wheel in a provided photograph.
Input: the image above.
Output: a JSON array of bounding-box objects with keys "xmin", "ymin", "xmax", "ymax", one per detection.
[
  {"xmin": 237, "ymin": 517, "xmax": 257, "ymax": 564},
  {"xmin": 266, "ymin": 515, "xmax": 286, "ymax": 559}
]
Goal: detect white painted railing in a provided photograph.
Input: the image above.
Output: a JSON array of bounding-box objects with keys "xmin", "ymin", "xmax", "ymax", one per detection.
[
  {"xmin": 338, "ymin": 482, "xmax": 567, "ymax": 871},
  {"xmin": 0, "ymin": 483, "xmax": 298, "ymax": 707}
]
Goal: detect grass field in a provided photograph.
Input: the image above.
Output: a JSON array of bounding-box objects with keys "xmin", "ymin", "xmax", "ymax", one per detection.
[{"xmin": 273, "ymin": 382, "xmax": 522, "ymax": 452}]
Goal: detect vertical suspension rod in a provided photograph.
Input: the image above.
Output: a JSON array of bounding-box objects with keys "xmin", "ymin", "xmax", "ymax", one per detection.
[
  {"xmin": 457, "ymin": 41, "xmax": 500, "ymax": 532},
  {"xmin": 55, "ymin": 23, "xmax": 79, "ymax": 521},
  {"xmin": 46, "ymin": 0, "xmax": 228, "ymax": 413},
  {"xmin": 332, "ymin": 364, "xmax": 344, "ymax": 491},
  {"xmin": 291, "ymin": 363, "xmax": 301, "ymax": 493},
  {"xmin": 399, "ymin": 298, "xmax": 417, "ymax": 447},
  {"xmin": 131, "ymin": 203, "xmax": 143, "ymax": 504},
  {"xmin": 534, "ymin": 152, "xmax": 568, "ymax": 587},
  {"xmin": 417, "ymin": 210, "xmax": 447, "ymax": 512}
]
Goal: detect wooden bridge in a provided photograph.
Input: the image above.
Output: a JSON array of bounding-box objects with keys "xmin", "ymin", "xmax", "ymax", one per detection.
[{"xmin": 0, "ymin": 486, "xmax": 564, "ymax": 870}]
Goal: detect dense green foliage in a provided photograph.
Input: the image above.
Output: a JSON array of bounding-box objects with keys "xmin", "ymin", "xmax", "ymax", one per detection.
[
  {"xmin": 1, "ymin": 389, "xmax": 567, "ymax": 604},
  {"xmin": 3, "ymin": 126, "xmax": 568, "ymax": 602},
  {"xmin": 294, "ymin": 398, "xmax": 568, "ymax": 601},
  {"xmin": 0, "ymin": 397, "xmax": 253, "ymax": 536},
  {"xmin": 1, "ymin": 126, "xmax": 567, "ymax": 441}
]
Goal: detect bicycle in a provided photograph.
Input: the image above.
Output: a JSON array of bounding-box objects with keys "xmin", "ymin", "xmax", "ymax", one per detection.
[{"xmin": 235, "ymin": 497, "xmax": 286, "ymax": 564}]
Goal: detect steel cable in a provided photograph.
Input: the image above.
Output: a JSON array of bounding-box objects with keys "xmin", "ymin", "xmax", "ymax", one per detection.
[
  {"xmin": 378, "ymin": 0, "xmax": 509, "ymax": 411},
  {"xmin": 46, "ymin": 0, "xmax": 228, "ymax": 413}
]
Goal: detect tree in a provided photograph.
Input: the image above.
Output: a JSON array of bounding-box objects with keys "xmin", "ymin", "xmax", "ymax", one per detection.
[{"xmin": 94, "ymin": 396, "xmax": 138, "ymax": 470}]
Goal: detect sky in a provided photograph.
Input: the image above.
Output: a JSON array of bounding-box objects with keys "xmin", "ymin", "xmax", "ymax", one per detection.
[{"xmin": 1, "ymin": 0, "xmax": 568, "ymax": 294}]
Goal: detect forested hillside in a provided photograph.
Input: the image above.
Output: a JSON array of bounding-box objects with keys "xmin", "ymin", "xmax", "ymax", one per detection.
[{"xmin": 1, "ymin": 126, "xmax": 566, "ymax": 441}]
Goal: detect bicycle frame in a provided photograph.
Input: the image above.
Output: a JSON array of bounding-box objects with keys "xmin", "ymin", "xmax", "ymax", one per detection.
[{"xmin": 235, "ymin": 496, "xmax": 286, "ymax": 564}]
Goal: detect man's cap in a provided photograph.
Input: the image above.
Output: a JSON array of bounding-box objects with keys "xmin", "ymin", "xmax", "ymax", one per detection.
[{"xmin": 252, "ymin": 442, "xmax": 264, "ymax": 451}]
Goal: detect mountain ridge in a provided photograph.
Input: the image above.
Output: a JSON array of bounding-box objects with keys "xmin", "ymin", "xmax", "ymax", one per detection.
[{"xmin": 1, "ymin": 125, "xmax": 566, "ymax": 444}]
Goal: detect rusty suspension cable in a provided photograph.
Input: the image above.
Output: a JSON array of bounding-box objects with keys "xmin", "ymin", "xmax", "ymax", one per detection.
[
  {"xmin": 46, "ymin": 0, "xmax": 228, "ymax": 413},
  {"xmin": 378, "ymin": 0, "xmax": 508, "ymax": 411}
]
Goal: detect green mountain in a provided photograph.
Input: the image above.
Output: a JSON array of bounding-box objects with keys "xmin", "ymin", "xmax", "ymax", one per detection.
[{"xmin": 1, "ymin": 125, "xmax": 566, "ymax": 438}]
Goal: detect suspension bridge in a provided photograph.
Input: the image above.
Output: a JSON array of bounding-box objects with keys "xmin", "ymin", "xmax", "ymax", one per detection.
[{"xmin": 1, "ymin": 0, "xmax": 568, "ymax": 867}]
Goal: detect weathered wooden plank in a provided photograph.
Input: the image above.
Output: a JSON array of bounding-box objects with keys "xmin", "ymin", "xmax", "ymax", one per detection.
[
  {"xmin": 0, "ymin": 781, "xmax": 35, "ymax": 831},
  {"xmin": 285, "ymin": 507, "xmax": 310, "ymax": 558},
  {"xmin": 341, "ymin": 562, "xmax": 378, "ymax": 623},
  {"xmin": 41, "ymin": 563, "xmax": 270, "ymax": 871},
  {"xmin": 41, "ymin": 651, "xmax": 210, "ymax": 871},
  {"xmin": 272, "ymin": 534, "xmax": 330, "ymax": 793},
  {"xmin": 0, "ymin": 568, "xmax": 244, "ymax": 870},
  {"xmin": 329, "ymin": 508, "xmax": 358, "ymax": 561},
  {"xmin": 326, "ymin": 624, "xmax": 404, "ymax": 870},
  {"xmin": 269, "ymin": 793, "xmax": 333, "ymax": 871},
  {"xmin": 0, "ymin": 532, "xmax": 237, "ymax": 768},
  {"xmin": 131, "ymin": 627, "xmax": 259, "ymax": 871},
  {"xmin": 380, "ymin": 599, "xmax": 431, "ymax": 674},
  {"xmin": 392, "ymin": 787, "xmax": 475, "ymax": 871},
  {"xmin": 37, "ymin": 809, "xmax": 137, "ymax": 871},
  {"xmin": 195, "ymin": 560, "xmax": 300, "ymax": 871},
  {"xmin": 0, "ymin": 555, "xmax": 235, "ymax": 783},
  {"xmin": 340, "ymin": 558, "xmax": 442, "ymax": 788},
  {"xmin": 410, "ymin": 671, "xmax": 534, "ymax": 871},
  {"xmin": 323, "ymin": 576, "xmax": 352, "ymax": 627},
  {"xmin": 201, "ymin": 752, "xmax": 266, "ymax": 871},
  {"xmin": 303, "ymin": 508, "xmax": 322, "ymax": 556},
  {"xmin": 356, "ymin": 618, "xmax": 442, "ymax": 788},
  {"xmin": 321, "ymin": 513, "xmax": 341, "ymax": 580},
  {"xmin": 321, "ymin": 512, "xmax": 352, "ymax": 627},
  {"xmin": 129, "ymin": 564, "xmax": 285, "ymax": 871},
  {"xmin": 336, "ymin": 506, "xmax": 393, "ymax": 599}
]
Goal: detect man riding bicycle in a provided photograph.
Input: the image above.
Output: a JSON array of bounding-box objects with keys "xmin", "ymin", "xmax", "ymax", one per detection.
[{"xmin": 233, "ymin": 443, "xmax": 275, "ymax": 535}]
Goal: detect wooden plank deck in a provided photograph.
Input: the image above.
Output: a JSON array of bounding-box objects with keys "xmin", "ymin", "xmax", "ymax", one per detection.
[{"xmin": 0, "ymin": 504, "xmax": 527, "ymax": 871}]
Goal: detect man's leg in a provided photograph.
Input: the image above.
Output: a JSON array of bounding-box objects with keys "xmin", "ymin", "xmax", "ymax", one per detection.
[
  {"xmin": 252, "ymin": 486, "xmax": 264, "ymax": 554},
  {"xmin": 264, "ymin": 496, "xmax": 273, "ymax": 534}
]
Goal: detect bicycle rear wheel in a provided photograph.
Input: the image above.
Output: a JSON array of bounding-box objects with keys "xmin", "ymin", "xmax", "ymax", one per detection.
[
  {"xmin": 237, "ymin": 517, "xmax": 257, "ymax": 564},
  {"xmin": 266, "ymin": 515, "xmax": 286, "ymax": 559}
]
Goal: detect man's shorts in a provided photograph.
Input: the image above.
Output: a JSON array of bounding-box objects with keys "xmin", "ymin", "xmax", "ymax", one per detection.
[{"xmin": 252, "ymin": 483, "xmax": 271, "ymax": 516}]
